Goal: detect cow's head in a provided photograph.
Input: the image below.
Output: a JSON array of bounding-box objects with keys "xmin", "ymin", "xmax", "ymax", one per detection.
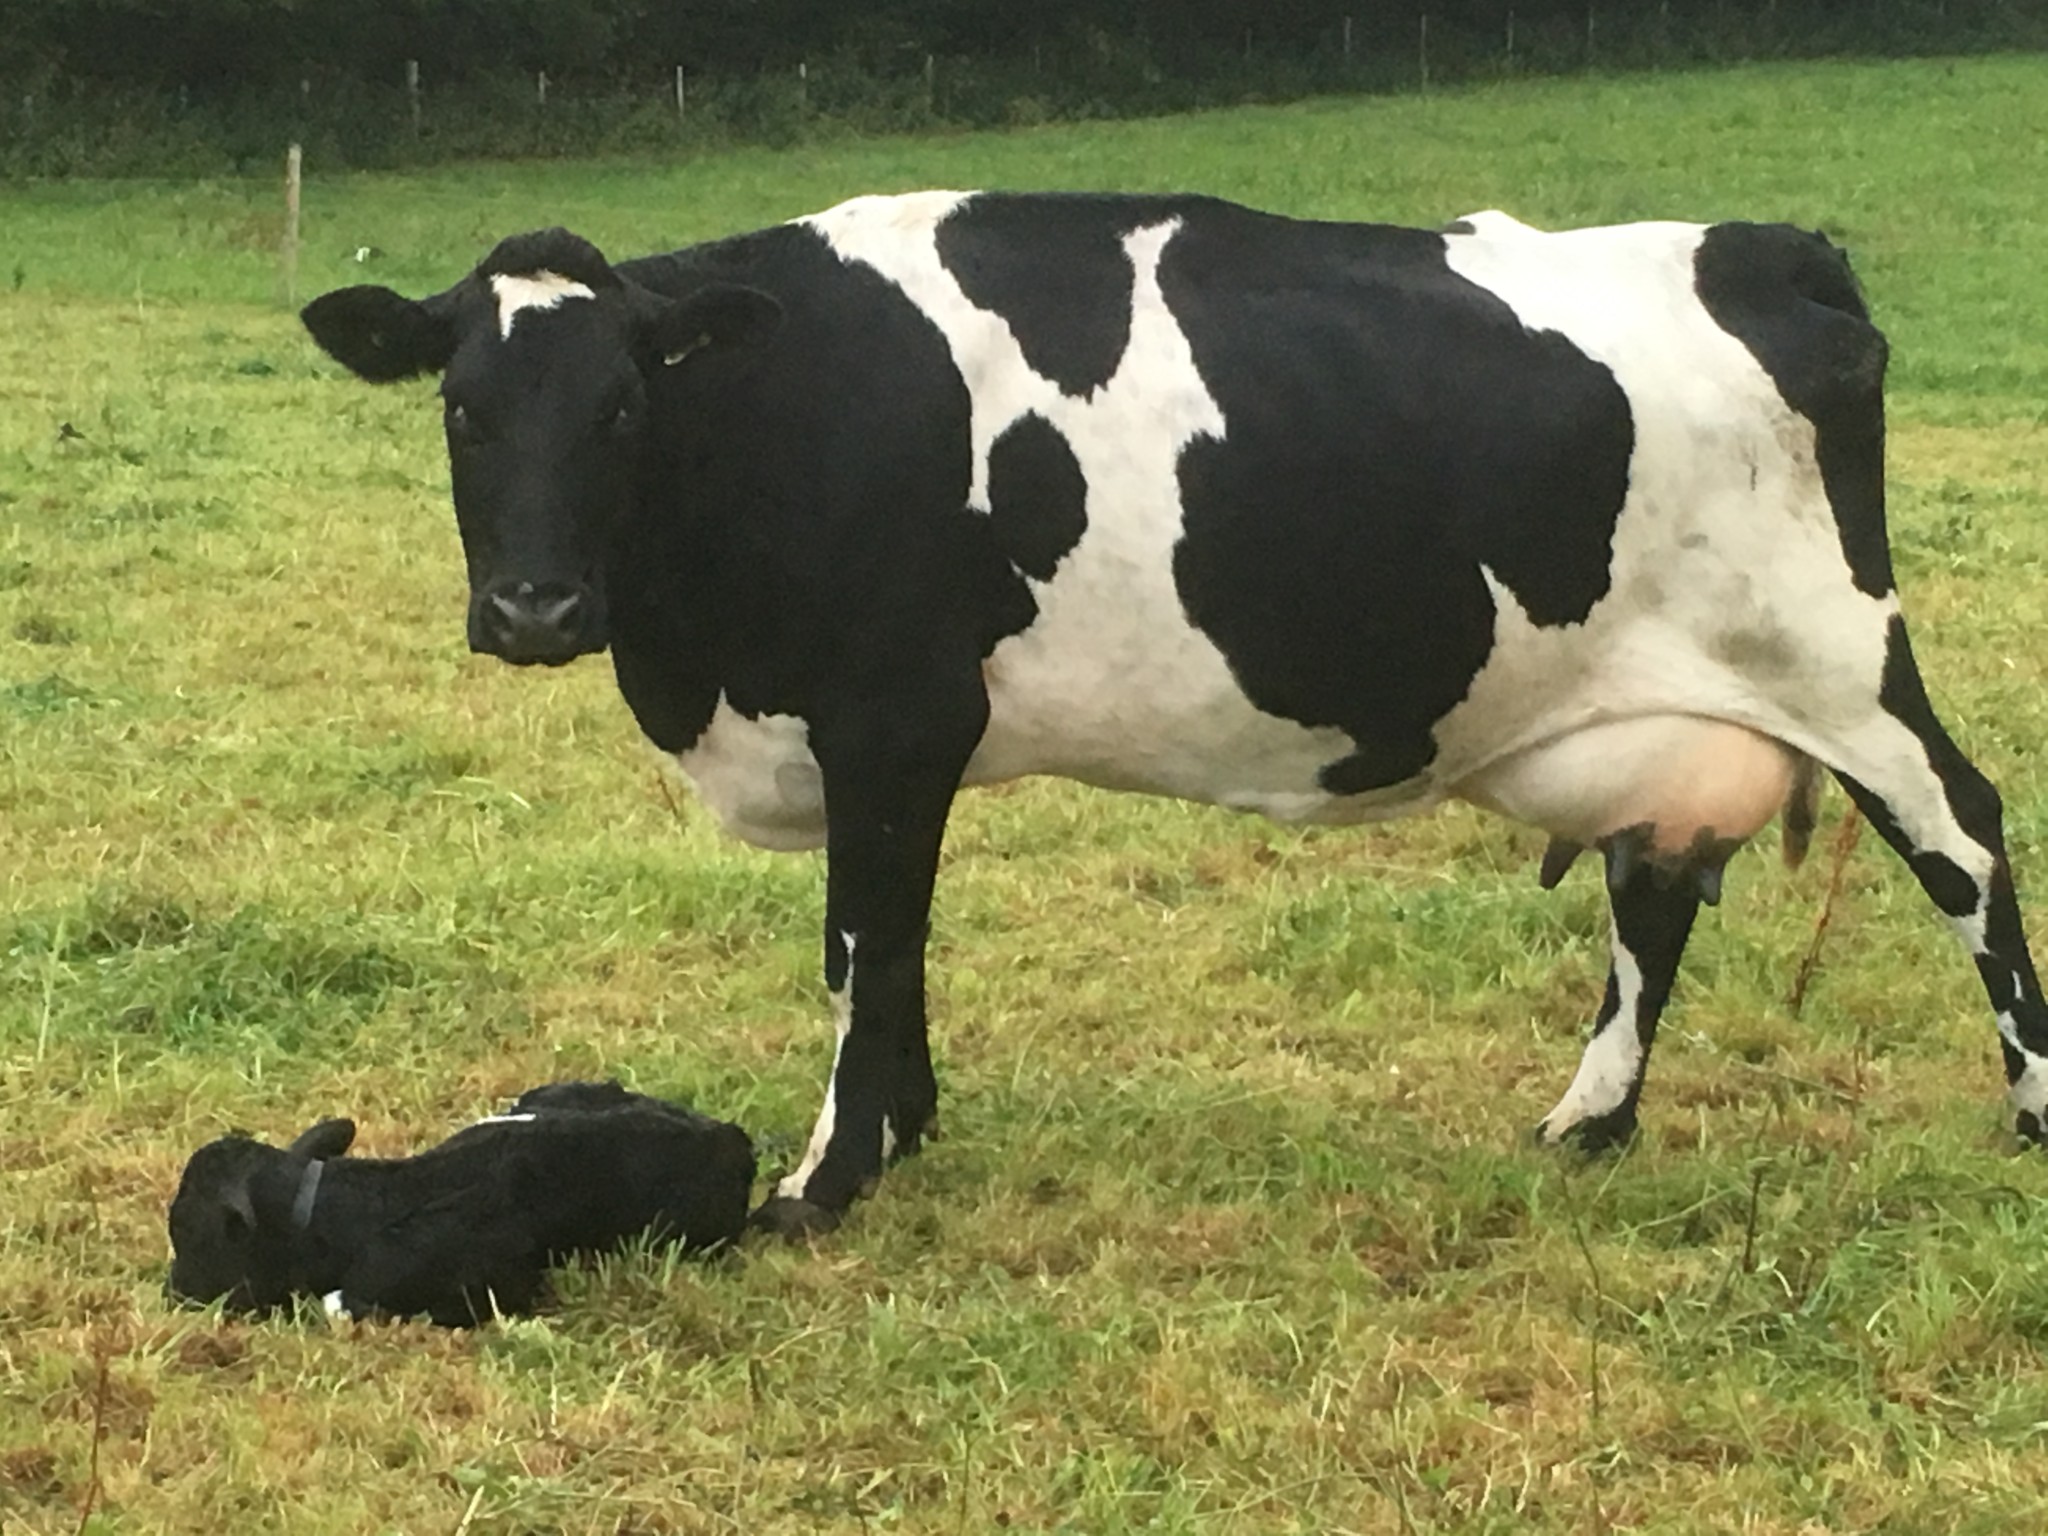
[
  {"xmin": 301, "ymin": 229, "xmax": 781, "ymax": 665},
  {"xmin": 166, "ymin": 1117, "xmax": 356, "ymax": 1311}
]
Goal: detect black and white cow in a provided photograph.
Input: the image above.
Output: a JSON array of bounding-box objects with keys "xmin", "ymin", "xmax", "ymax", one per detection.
[{"xmin": 303, "ymin": 191, "xmax": 2048, "ymax": 1237}]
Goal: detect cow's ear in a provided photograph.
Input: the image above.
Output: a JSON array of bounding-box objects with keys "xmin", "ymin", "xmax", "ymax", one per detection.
[
  {"xmin": 288, "ymin": 1117, "xmax": 357, "ymax": 1160},
  {"xmin": 646, "ymin": 283, "xmax": 783, "ymax": 368},
  {"xmin": 302, "ymin": 285, "xmax": 455, "ymax": 382}
]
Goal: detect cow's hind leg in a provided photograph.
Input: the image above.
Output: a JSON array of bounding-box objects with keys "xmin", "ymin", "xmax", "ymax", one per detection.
[
  {"xmin": 1536, "ymin": 835, "xmax": 1704, "ymax": 1150},
  {"xmin": 1823, "ymin": 617, "xmax": 2048, "ymax": 1141}
]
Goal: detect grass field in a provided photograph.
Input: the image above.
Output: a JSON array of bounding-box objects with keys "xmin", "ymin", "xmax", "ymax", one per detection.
[{"xmin": 7, "ymin": 52, "xmax": 2048, "ymax": 1536}]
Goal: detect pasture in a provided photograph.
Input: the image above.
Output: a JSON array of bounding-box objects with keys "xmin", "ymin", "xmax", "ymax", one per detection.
[{"xmin": 7, "ymin": 52, "xmax": 2048, "ymax": 1535}]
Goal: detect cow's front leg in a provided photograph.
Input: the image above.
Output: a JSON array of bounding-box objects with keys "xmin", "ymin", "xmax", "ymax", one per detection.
[{"xmin": 750, "ymin": 682, "xmax": 985, "ymax": 1240}]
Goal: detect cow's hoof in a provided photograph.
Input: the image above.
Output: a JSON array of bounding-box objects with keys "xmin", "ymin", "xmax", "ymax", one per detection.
[
  {"xmin": 1533, "ymin": 1110, "xmax": 1637, "ymax": 1156},
  {"xmin": 2016, "ymin": 1108, "xmax": 2046, "ymax": 1149},
  {"xmin": 748, "ymin": 1195, "xmax": 843, "ymax": 1242},
  {"xmin": 887, "ymin": 1113, "xmax": 939, "ymax": 1163}
]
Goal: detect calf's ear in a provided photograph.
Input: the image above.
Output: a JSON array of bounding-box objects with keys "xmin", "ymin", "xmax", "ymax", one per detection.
[
  {"xmin": 220, "ymin": 1179, "xmax": 257, "ymax": 1238},
  {"xmin": 288, "ymin": 1117, "xmax": 357, "ymax": 1159},
  {"xmin": 645, "ymin": 284, "xmax": 783, "ymax": 368},
  {"xmin": 302, "ymin": 286, "xmax": 455, "ymax": 382}
]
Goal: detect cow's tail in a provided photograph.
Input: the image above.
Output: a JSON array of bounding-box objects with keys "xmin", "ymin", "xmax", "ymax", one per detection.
[{"xmin": 1781, "ymin": 751, "xmax": 1823, "ymax": 869}]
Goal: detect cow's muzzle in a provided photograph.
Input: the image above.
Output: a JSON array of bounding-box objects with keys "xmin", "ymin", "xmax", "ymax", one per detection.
[{"xmin": 470, "ymin": 580, "xmax": 603, "ymax": 666}]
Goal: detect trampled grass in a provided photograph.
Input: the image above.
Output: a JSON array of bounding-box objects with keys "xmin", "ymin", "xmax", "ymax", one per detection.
[{"xmin": 6, "ymin": 52, "xmax": 2048, "ymax": 1536}]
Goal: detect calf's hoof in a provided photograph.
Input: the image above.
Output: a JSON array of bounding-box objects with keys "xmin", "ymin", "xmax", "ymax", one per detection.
[
  {"xmin": 748, "ymin": 1195, "xmax": 843, "ymax": 1242},
  {"xmin": 2016, "ymin": 1108, "xmax": 2047, "ymax": 1149}
]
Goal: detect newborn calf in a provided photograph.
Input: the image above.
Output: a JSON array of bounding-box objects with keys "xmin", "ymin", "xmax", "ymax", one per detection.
[{"xmin": 168, "ymin": 1082, "xmax": 755, "ymax": 1325}]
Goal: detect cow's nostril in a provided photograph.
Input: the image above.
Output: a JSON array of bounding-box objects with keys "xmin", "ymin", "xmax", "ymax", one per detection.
[
  {"xmin": 535, "ymin": 590, "xmax": 584, "ymax": 635},
  {"xmin": 484, "ymin": 591, "xmax": 526, "ymax": 645}
]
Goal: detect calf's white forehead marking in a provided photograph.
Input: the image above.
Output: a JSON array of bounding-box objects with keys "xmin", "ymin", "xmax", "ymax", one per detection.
[{"xmin": 490, "ymin": 270, "xmax": 596, "ymax": 340}]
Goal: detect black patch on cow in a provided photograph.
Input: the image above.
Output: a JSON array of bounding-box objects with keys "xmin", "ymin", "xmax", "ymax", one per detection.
[
  {"xmin": 599, "ymin": 223, "xmax": 1040, "ymax": 754},
  {"xmin": 1693, "ymin": 223, "xmax": 1892, "ymax": 600},
  {"xmin": 1320, "ymin": 740, "xmax": 1439, "ymax": 796},
  {"xmin": 1159, "ymin": 204, "xmax": 1634, "ymax": 794},
  {"xmin": 480, "ymin": 227, "xmax": 623, "ymax": 289},
  {"xmin": 1863, "ymin": 609, "xmax": 1999, "ymax": 918},
  {"xmin": 1978, "ymin": 954, "xmax": 2021, "ymax": 1013},
  {"xmin": 985, "ymin": 413, "xmax": 1088, "ymax": 580},
  {"xmin": 936, "ymin": 194, "xmax": 1136, "ymax": 398},
  {"xmin": 1875, "ymin": 611, "xmax": 2003, "ymax": 851},
  {"xmin": 1912, "ymin": 852, "xmax": 1980, "ymax": 919}
]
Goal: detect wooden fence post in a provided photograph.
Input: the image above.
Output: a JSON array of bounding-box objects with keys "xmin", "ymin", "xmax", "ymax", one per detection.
[
  {"xmin": 281, "ymin": 143, "xmax": 302, "ymax": 309},
  {"xmin": 406, "ymin": 59, "xmax": 421, "ymax": 134},
  {"xmin": 537, "ymin": 70, "xmax": 547, "ymax": 108},
  {"xmin": 1420, "ymin": 12, "xmax": 1430, "ymax": 89},
  {"xmin": 674, "ymin": 64, "xmax": 685, "ymax": 119},
  {"xmin": 797, "ymin": 60, "xmax": 808, "ymax": 113},
  {"xmin": 1343, "ymin": 15, "xmax": 1354, "ymax": 63}
]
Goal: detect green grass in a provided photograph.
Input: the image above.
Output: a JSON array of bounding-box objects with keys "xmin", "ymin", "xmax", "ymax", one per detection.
[{"xmin": 7, "ymin": 53, "xmax": 2048, "ymax": 1536}]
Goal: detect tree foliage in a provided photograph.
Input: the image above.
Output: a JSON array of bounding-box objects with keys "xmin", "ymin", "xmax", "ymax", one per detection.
[
  {"xmin": 7, "ymin": 1, "xmax": 2038, "ymax": 92},
  {"xmin": 2, "ymin": 1, "xmax": 2040, "ymax": 176}
]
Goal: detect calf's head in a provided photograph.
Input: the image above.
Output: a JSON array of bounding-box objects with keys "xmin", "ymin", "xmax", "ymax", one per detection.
[
  {"xmin": 166, "ymin": 1117, "xmax": 356, "ymax": 1312},
  {"xmin": 301, "ymin": 229, "xmax": 780, "ymax": 666}
]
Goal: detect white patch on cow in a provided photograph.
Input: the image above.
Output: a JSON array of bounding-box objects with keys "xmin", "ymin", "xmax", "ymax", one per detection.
[
  {"xmin": 1431, "ymin": 222, "xmax": 1937, "ymax": 831},
  {"xmin": 1539, "ymin": 938, "xmax": 1645, "ymax": 1137},
  {"xmin": 322, "ymin": 1289, "xmax": 350, "ymax": 1318},
  {"xmin": 2009, "ymin": 1053, "xmax": 2048, "ymax": 1123},
  {"xmin": 1966, "ymin": 909, "xmax": 2048, "ymax": 1101},
  {"xmin": 1449, "ymin": 208, "xmax": 1540, "ymax": 239},
  {"xmin": 802, "ymin": 194, "xmax": 1363, "ymax": 821},
  {"xmin": 668, "ymin": 694, "xmax": 826, "ymax": 851},
  {"xmin": 472, "ymin": 1112, "xmax": 538, "ymax": 1126},
  {"xmin": 490, "ymin": 270, "xmax": 596, "ymax": 340},
  {"xmin": 778, "ymin": 933, "xmax": 856, "ymax": 1200}
]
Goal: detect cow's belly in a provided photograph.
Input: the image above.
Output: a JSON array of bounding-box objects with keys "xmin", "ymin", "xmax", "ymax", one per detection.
[
  {"xmin": 670, "ymin": 658, "xmax": 1806, "ymax": 855},
  {"xmin": 965, "ymin": 634, "xmax": 1437, "ymax": 823},
  {"xmin": 961, "ymin": 490, "xmax": 1455, "ymax": 823},
  {"xmin": 669, "ymin": 653, "xmax": 1448, "ymax": 852},
  {"xmin": 671, "ymin": 682, "xmax": 1435, "ymax": 853}
]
